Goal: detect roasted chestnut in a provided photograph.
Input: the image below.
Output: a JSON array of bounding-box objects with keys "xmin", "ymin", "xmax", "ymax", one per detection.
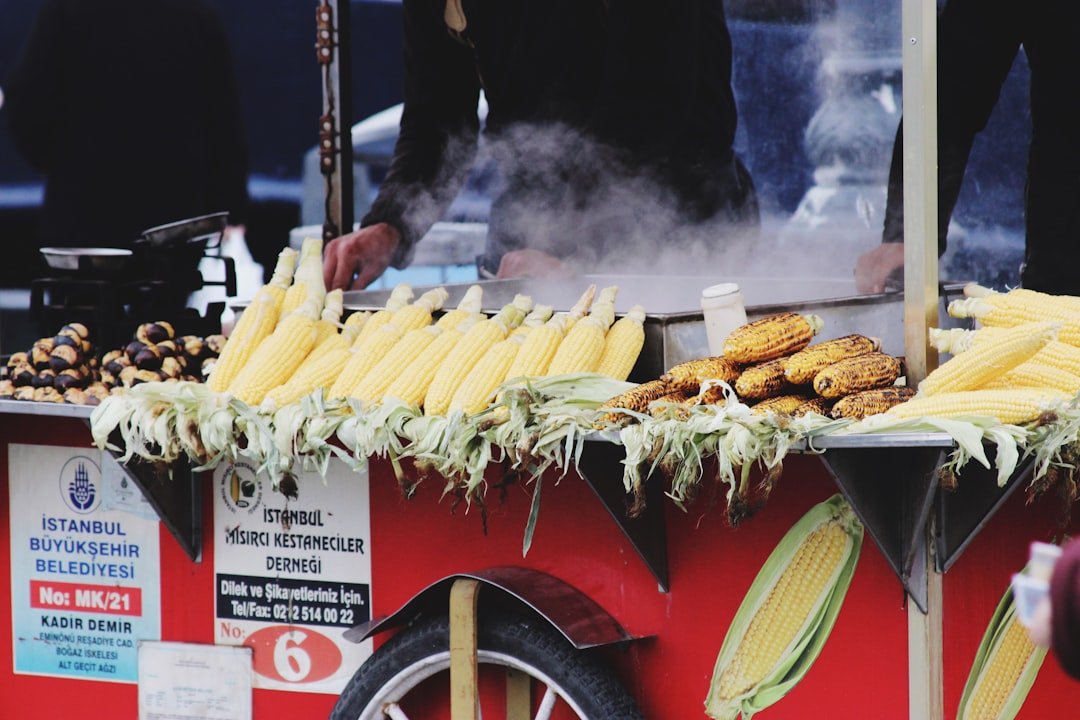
[
  {"xmin": 205, "ymin": 334, "xmax": 226, "ymax": 355},
  {"xmin": 33, "ymin": 386, "xmax": 64, "ymax": 403},
  {"xmin": 125, "ymin": 340, "xmax": 147, "ymax": 361},
  {"xmin": 13, "ymin": 386, "xmax": 35, "ymax": 401},
  {"xmin": 0, "ymin": 379, "xmax": 15, "ymax": 398},
  {"xmin": 60, "ymin": 323, "xmax": 90, "ymax": 341},
  {"xmin": 12, "ymin": 363, "xmax": 37, "ymax": 387},
  {"xmin": 32, "ymin": 369, "xmax": 57, "ymax": 388},
  {"xmin": 134, "ymin": 344, "xmax": 164, "ymax": 371},
  {"xmin": 49, "ymin": 344, "xmax": 82, "ymax": 373}
]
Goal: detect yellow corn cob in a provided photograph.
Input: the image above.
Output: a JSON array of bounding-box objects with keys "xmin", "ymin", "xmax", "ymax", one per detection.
[
  {"xmin": 352, "ymin": 284, "xmax": 415, "ymax": 348},
  {"xmin": 349, "ymin": 325, "xmax": 442, "ymax": 405},
  {"xmin": 260, "ymin": 326, "xmax": 363, "ymax": 412},
  {"xmin": 280, "ymin": 237, "xmax": 326, "ymax": 318},
  {"xmin": 207, "ymin": 291, "xmax": 279, "ymax": 392},
  {"xmin": 722, "ymin": 313, "xmax": 824, "ymax": 364},
  {"xmin": 264, "ymin": 247, "xmax": 298, "ymax": 311},
  {"xmin": 435, "ymin": 284, "xmax": 484, "ymax": 330},
  {"xmin": 813, "ymin": 352, "xmax": 902, "ymax": 399},
  {"xmin": 782, "ymin": 335, "xmax": 880, "ymax": 385},
  {"xmin": 960, "ymin": 611, "xmax": 1042, "ymax": 720},
  {"xmin": 735, "ymin": 359, "xmax": 789, "ymax": 400},
  {"xmin": 831, "ymin": 386, "xmax": 916, "ymax": 419},
  {"xmin": 450, "ymin": 335, "xmax": 524, "ymax": 413},
  {"xmin": 423, "ymin": 295, "xmax": 533, "ymax": 415},
  {"xmin": 983, "ymin": 362, "xmax": 1080, "ymax": 394},
  {"xmin": 383, "ymin": 320, "xmax": 475, "ymax": 406},
  {"xmin": 344, "ymin": 310, "xmax": 372, "ymax": 329},
  {"xmin": 227, "ymin": 296, "xmax": 320, "ymax": 405},
  {"xmin": 390, "ymin": 287, "xmax": 450, "ymax": 333},
  {"xmin": 933, "ymin": 327, "xmax": 1080, "ymax": 379},
  {"xmin": 750, "ymin": 392, "xmax": 817, "ymax": 415},
  {"xmin": 596, "ymin": 304, "xmax": 646, "ymax": 381},
  {"xmin": 793, "ymin": 396, "xmax": 834, "ymax": 417},
  {"xmin": 919, "ymin": 322, "xmax": 1059, "ymax": 396},
  {"xmin": 328, "ymin": 323, "xmax": 405, "ymax": 399},
  {"xmin": 885, "ymin": 389, "xmax": 1066, "ymax": 425},
  {"xmin": 506, "ymin": 315, "xmax": 567, "ymax": 379},
  {"xmin": 951, "ymin": 285, "xmax": 1080, "ymax": 328},
  {"xmin": 313, "ymin": 288, "xmax": 345, "ymax": 346},
  {"xmin": 511, "ymin": 305, "xmax": 555, "ymax": 337},
  {"xmin": 547, "ymin": 286, "xmax": 618, "ymax": 375},
  {"xmin": 662, "ymin": 356, "xmax": 741, "ymax": 393},
  {"xmin": 561, "ymin": 285, "xmax": 597, "ymax": 332}
]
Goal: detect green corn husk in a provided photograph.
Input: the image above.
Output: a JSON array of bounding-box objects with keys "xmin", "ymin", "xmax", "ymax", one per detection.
[
  {"xmin": 956, "ymin": 585, "xmax": 1047, "ymax": 720},
  {"xmin": 704, "ymin": 495, "xmax": 863, "ymax": 720}
]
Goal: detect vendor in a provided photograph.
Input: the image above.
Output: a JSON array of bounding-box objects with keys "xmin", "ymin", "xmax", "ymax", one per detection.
[
  {"xmin": 855, "ymin": 0, "xmax": 1080, "ymax": 295},
  {"xmin": 324, "ymin": 0, "xmax": 759, "ymax": 291}
]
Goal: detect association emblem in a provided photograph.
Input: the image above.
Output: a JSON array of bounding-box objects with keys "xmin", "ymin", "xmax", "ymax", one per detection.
[
  {"xmin": 220, "ymin": 462, "xmax": 262, "ymax": 514},
  {"xmin": 59, "ymin": 456, "xmax": 102, "ymax": 514}
]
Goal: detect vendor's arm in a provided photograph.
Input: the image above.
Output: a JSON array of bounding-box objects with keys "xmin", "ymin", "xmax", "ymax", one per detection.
[
  {"xmin": 5, "ymin": 0, "xmax": 67, "ymax": 171},
  {"xmin": 325, "ymin": 0, "xmax": 480, "ymax": 290},
  {"xmin": 859, "ymin": 0, "xmax": 1021, "ymax": 293}
]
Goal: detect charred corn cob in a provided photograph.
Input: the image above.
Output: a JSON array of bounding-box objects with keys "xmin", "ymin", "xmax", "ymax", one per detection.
[
  {"xmin": 547, "ymin": 286, "xmax": 618, "ymax": 375},
  {"xmin": 984, "ymin": 362, "xmax": 1080, "ymax": 395},
  {"xmin": 831, "ymin": 386, "xmax": 915, "ymax": 419},
  {"xmin": 207, "ymin": 291, "xmax": 279, "ymax": 392},
  {"xmin": 435, "ymin": 285, "xmax": 484, "ymax": 330},
  {"xmin": 450, "ymin": 335, "xmax": 524, "ymax": 413},
  {"xmin": 328, "ymin": 322, "xmax": 406, "ymax": 399},
  {"xmin": 383, "ymin": 319, "xmax": 476, "ymax": 406},
  {"xmin": 598, "ymin": 379, "xmax": 670, "ymax": 415},
  {"xmin": 227, "ymin": 296, "xmax": 321, "ymax": 405},
  {"xmin": 350, "ymin": 325, "xmax": 442, "ymax": 405},
  {"xmin": 813, "ymin": 352, "xmax": 902, "ymax": 399},
  {"xmin": 649, "ymin": 390, "xmax": 693, "ymax": 418},
  {"xmin": 750, "ymin": 392, "xmax": 817, "ymax": 415},
  {"xmin": 352, "ymin": 284, "xmax": 414, "ymax": 347},
  {"xmin": 735, "ymin": 359, "xmax": 789, "ymax": 400},
  {"xmin": 956, "ymin": 586, "xmax": 1047, "ymax": 720},
  {"xmin": 885, "ymin": 388, "xmax": 1065, "ymax": 425},
  {"xmin": 782, "ymin": 335, "xmax": 879, "ymax": 384},
  {"xmin": 424, "ymin": 295, "xmax": 533, "ymax": 415},
  {"xmin": 705, "ymin": 496, "xmax": 862, "ymax": 720},
  {"xmin": 793, "ymin": 396, "xmax": 834, "ymax": 417},
  {"xmin": 390, "ymin": 287, "xmax": 450, "ymax": 332},
  {"xmin": 313, "ymin": 289, "xmax": 345, "ymax": 346},
  {"xmin": 596, "ymin": 305, "xmax": 646, "ymax": 381},
  {"xmin": 662, "ymin": 357, "xmax": 741, "ymax": 393},
  {"xmin": 919, "ymin": 322, "xmax": 1058, "ymax": 396},
  {"xmin": 280, "ymin": 237, "xmax": 326, "ymax": 318},
  {"xmin": 722, "ymin": 313, "xmax": 823, "ymax": 364}
]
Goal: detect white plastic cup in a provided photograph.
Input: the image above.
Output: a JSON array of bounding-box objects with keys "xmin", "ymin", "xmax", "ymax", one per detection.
[
  {"xmin": 1029, "ymin": 542, "xmax": 1063, "ymax": 583},
  {"xmin": 701, "ymin": 283, "xmax": 747, "ymax": 356},
  {"xmin": 1011, "ymin": 573, "xmax": 1050, "ymax": 628}
]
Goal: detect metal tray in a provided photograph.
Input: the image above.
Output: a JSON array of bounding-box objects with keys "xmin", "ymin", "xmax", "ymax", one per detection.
[
  {"xmin": 139, "ymin": 211, "xmax": 229, "ymax": 249},
  {"xmin": 40, "ymin": 247, "xmax": 133, "ymax": 273}
]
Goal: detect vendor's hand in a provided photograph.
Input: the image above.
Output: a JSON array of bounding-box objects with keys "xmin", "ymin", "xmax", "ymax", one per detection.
[
  {"xmin": 855, "ymin": 243, "xmax": 905, "ymax": 294},
  {"xmin": 495, "ymin": 249, "xmax": 567, "ymax": 279},
  {"xmin": 323, "ymin": 223, "xmax": 401, "ymax": 291},
  {"xmin": 1027, "ymin": 597, "xmax": 1053, "ymax": 648}
]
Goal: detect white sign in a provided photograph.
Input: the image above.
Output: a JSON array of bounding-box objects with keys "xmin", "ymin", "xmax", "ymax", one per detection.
[
  {"xmin": 9, "ymin": 444, "xmax": 161, "ymax": 683},
  {"xmin": 139, "ymin": 641, "xmax": 252, "ymax": 720},
  {"xmin": 213, "ymin": 460, "xmax": 372, "ymax": 693}
]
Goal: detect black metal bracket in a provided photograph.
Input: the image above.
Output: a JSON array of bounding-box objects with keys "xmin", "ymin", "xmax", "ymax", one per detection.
[
  {"xmin": 577, "ymin": 440, "xmax": 669, "ymax": 592},
  {"xmin": 105, "ymin": 441, "xmax": 202, "ymax": 562},
  {"xmin": 812, "ymin": 436, "xmax": 949, "ymax": 613}
]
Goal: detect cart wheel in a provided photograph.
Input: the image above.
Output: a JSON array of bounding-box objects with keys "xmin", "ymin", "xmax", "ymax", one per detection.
[{"xmin": 331, "ymin": 609, "xmax": 643, "ymax": 720}]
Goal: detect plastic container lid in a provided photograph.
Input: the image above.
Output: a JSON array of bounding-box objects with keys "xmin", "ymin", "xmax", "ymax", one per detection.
[{"xmin": 701, "ymin": 283, "xmax": 741, "ymax": 299}]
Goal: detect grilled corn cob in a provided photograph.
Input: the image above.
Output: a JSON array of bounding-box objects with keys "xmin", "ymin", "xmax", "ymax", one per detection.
[
  {"xmin": 706, "ymin": 496, "xmax": 862, "ymax": 720},
  {"xmin": 722, "ymin": 313, "xmax": 823, "ymax": 364},
  {"xmin": 662, "ymin": 357, "xmax": 741, "ymax": 394},
  {"xmin": 435, "ymin": 284, "xmax": 484, "ymax": 330},
  {"xmin": 782, "ymin": 334, "xmax": 879, "ymax": 384},
  {"xmin": 919, "ymin": 321, "xmax": 1058, "ymax": 396},
  {"xmin": 750, "ymin": 392, "xmax": 817, "ymax": 416},
  {"xmin": 793, "ymin": 396, "xmax": 834, "ymax": 417},
  {"xmin": 598, "ymin": 379, "xmax": 670, "ymax": 415},
  {"xmin": 596, "ymin": 305, "xmax": 646, "ymax": 381},
  {"xmin": 649, "ymin": 390, "xmax": 693, "ymax": 419},
  {"xmin": 383, "ymin": 319, "xmax": 476, "ymax": 406},
  {"xmin": 227, "ymin": 296, "xmax": 321, "ymax": 405},
  {"xmin": 813, "ymin": 352, "xmax": 902, "ymax": 399},
  {"xmin": 547, "ymin": 286, "xmax": 618, "ymax": 375},
  {"xmin": 885, "ymin": 388, "xmax": 1066, "ymax": 425},
  {"xmin": 831, "ymin": 386, "xmax": 916, "ymax": 419},
  {"xmin": 735, "ymin": 359, "xmax": 789, "ymax": 400}
]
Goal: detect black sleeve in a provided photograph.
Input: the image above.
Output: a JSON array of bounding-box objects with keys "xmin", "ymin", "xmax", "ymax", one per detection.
[
  {"xmin": 361, "ymin": 0, "xmax": 481, "ymax": 268},
  {"xmin": 882, "ymin": 0, "xmax": 1022, "ymax": 249},
  {"xmin": 201, "ymin": 8, "xmax": 249, "ymax": 226},
  {"xmin": 5, "ymin": 0, "xmax": 67, "ymax": 171}
]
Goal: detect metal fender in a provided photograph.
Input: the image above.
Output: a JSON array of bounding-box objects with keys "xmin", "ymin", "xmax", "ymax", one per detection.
[{"xmin": 343, "ymin": 566, "xmax": 644, "ymax": 649}]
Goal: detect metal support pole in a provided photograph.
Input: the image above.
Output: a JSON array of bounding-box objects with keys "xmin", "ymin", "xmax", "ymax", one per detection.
[
  {"xmin": 316, "ymin": 0, "xmax": 354, "ymax": 243},
  {"xmin": 449, "ymin": 578, "xmax": 481, "ymax": 720},
  {"xmin": 902, "ymin": 0, "xmax": 943, "ymax": 718}
]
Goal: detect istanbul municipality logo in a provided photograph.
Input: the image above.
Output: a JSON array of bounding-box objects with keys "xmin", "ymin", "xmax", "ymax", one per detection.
[{"xmin": 59, "ymin": 456, "xmax": 101, "ymax": 514}]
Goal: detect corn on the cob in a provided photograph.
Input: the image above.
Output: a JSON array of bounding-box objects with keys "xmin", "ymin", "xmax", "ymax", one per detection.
[
  {"xmin": 506, "ymin": 315, "xmax": 568, "ymax": 380},
  {"xmin": 343, "ymin": 310, "xmax": 372, "ymax": 329},
  {"xmin": 390, "ymin": 287, "xmax": 449, "ymax": 333},
  {"xmin": 782, "ymin": 334, "xmax": 880, "ymax": 384},
  {"xmin": 313, "ymin": 288, "xmax": 345, "ymax": 346},
  {"xmin": 919, "ymin": 322, "xmax": 1058, "ymax": 396},
  {"xmin": 352, "ymin": 284, "xmax": 414, "ymax": 347},
  {"xmin": 706, "ymin": 495, "xmax": 862, "ymax": 720},
  {"xmin": 596, "ymin": 305, "xmax": 646, "ymax": 381},
  {"xmin": 207, "ymin": 291, "xmax": 279, "ymax": 392},
  {"xmin": 984, "ymin": 362, "xmax": 1080, "ymax": 395},
  {"xmin": 424, "ymin": 295, "xmax": 533, "ymax": 415},
  {"xmin": 649, "ymin": 390, "xmax": 693, "ymax": 418},
  {"xmin": 547, "ymin": 286, "xmax": 618, "ymax": 375},
  {"xmin": 750, "ymin": 392, "xmax": 816, "ymax": 415},
  {"xmin": 435, "ymin": 284, "xmax": 484, "ymax": 330},
  {"xmin": 950, "ymin": 289, "xmax": 1080, "ymax": 345},
  {"xmin": 722, "ymin": 313, "xmax": 823, "ymax": 364},
  {"xmin": 226, "ymin": 296, "xmax": 320, "ymax": 405},
  {"xmin": 383, "ymin": 320, "xmax": 475, "ymax": 406},
  {"xmin": 813, "ymin": 352, "xmax": 902, "ymax": 399},
  {"xmin": 450, "ymin": 335, "xmax": 524, "ymax": 413},
  {"xmin": 933, "ymin": 327, "xmax": 1080, "ymax": 379},
  {"xmin": 510, "ymin": 305, "xmax": 554, "ymax": 337},
  {"xmin": 598, "ymin": 379, "xmax": 670, "ymax": 415},
  {"xmin": 662, "ymin": 356, "xmax": 741, "ymax": 393},
  {"xmin": 689, "ymin": 383, "xmax": 730, "ymax": 407},
  {"xmin": 561, "ymin": 284, "xmax": 597, "ymax": 331},
  {"xmin": 735, "ymin": 359, "xmax": 790, "ymax": 400},
  {"xmin": 349, "ymin": 325, "xmax": 442, "ymax": 405},
  {"xmin": 328, "ymin": 322, "xmax": 406, "ymax": 399},
  {"xmin": 260, "ymin": 325, "xmax": 363, "ymax": 412},
  {"xmin": 956, "ymin": 586, "xmax": 1047, "ymax": 720},
  {"xmin": 793, "ymin": 396, "xmax": 834, "ymax": 417},
  {"xmin": 264, "ymin": 247, "xmax": 298, "ymax": 311},
  {"xmin": 831, "ymin": 386, "xmax": 915, "ymax": 419},
  {"xmin": 280, "ymin": 237, "xmax": 326, "ymax": 318},
  {"xmin": 885, "ymin": 388, "xmax": 1065, "ymax": 425}
]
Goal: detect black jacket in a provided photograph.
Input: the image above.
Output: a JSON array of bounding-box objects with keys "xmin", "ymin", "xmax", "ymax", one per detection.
[
  {"xmin": 6, "ymin": 0, "xmax": 249, "ymax": 249},
  {"xmin": 364, "ymin": 0, "xmax": 757, "ymax": 270}
]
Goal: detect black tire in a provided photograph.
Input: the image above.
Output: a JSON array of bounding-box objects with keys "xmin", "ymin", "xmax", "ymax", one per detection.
[{"xmin": 330, "ymin": 608, "xmax": 644, "ymax": 719}]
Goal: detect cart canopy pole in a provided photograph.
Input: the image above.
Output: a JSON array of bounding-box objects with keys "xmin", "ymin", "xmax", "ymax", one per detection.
[
  {"xmin": 317, "ymin": 0, "xmax": 355, "ymax": 243},
  {"xmin": 902, "ymin": 0, "xmax": 943, "ymax": 718}
]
